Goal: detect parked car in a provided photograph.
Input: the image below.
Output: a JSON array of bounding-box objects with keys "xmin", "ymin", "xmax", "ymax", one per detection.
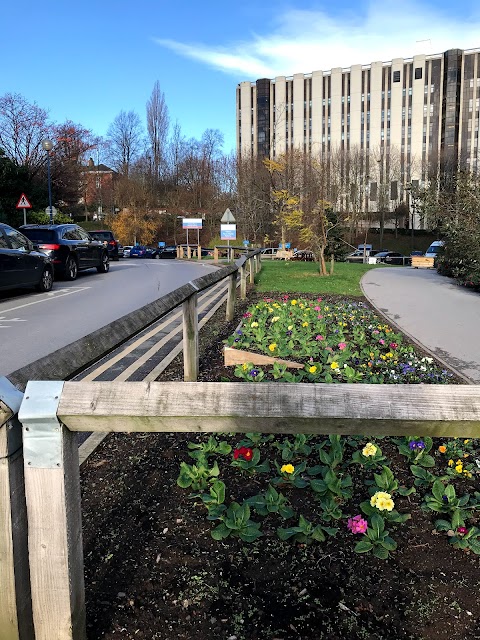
[
  {"xmin": 20, "ymin": 224, "xmax": 109, "ymax": 280},
  {"xmin": 425, "ymin": 240, "xmax": 444, "ymax": 259},
  {"xmin": 261, "ymin": 247, "xmax": 278, "ymax": 259},
  {"xmin": 410, "ymin": 250, "xmax": 424, "ymax": 257},
  {"xmin": 123, "ymin": 245, "xmax": 133, "ymax": 258},
  {"xmin": 345, "ymin": 249, "xmax": 387, "ymax": 263},
  {"xmin": 88, "ymin": 230, "xmax": 120, "ymax": 261},
  {"xmin": 292, "ymin": 249, "xmax": 315, "ymax": 261},
  {"xmin": 374, "ymin": 251, "xmax": 411, "ymax": 265},
  {"xmin": 0, "ymin": 223, "xmax": 54, "ymax": 293},
  {"xmin": 157, "ymin": 245, "xmax": 177, "ymax": 259}
]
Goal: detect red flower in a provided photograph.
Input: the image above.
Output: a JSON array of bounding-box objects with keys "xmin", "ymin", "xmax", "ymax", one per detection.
[
  {"xmin": 233, "ymin": 446, "xmax": 253, "ymax": 461},
  {"xmin": 389, "ymin": 342, "xmax": 398, "ymax": 349},
  {"xmin": 457, "ymin": 526, "xmax": 468, "ymax": 536}
]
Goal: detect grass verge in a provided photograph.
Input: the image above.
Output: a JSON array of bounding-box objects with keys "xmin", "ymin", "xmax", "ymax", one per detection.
[{"xmin": 256, "ymin": 260, "xmax": 382, "ymax": 296}]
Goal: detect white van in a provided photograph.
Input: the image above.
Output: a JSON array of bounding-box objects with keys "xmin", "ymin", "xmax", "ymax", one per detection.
[{"xmin": 425, "ymin": 240, "xmax": 444, "ymax": 257}]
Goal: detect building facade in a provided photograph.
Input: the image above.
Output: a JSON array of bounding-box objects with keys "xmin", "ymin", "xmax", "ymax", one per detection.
[{"xmin": 237, "ymin": 47, "xmax": 480, "ymax": 224}]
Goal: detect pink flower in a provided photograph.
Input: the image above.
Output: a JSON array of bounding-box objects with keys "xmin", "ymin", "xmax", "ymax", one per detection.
[
  {"xmin": 379, "ymin": 339, "xmax": 385, "ymax": 345},
  {"xmin": 389, "ymin": 342, "xmax": 398, "ymax": 349},
  {"xmin": 338, "ymin": 342, "xmax": 347, "ymax": 350},
  {"xmin": 315, "ymin": 335, "xmax": 324, "ymax": 341},
  {"xmin": 317, "ymin": 298, "xmax": 322, "ymax": 302},
  {"xmin": 347, "ymin": 515, "xmax": 368, "ymax": 534},
  {"xmin": 317, "ymin": 315, "xmax": 323, "ymax": 319},
  {"xmin": 314, "ymin": 305, "xmax": 321, "ymax": 311},
  {"xmin": 457, "ymin": 526, "xmax": 468, "ymax": 536},
  {"xmin": 372, "ymin": 330, "xmax": 379, "ymax": 334},
  {"xmin": 243, "ymin": 312, "xmax": 252, "ymax": 318}
]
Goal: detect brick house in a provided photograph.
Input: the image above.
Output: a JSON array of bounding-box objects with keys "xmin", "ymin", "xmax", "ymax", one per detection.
[{"xmin": 81, "ymin": 158, "xmax": 117, "ymax": 218}]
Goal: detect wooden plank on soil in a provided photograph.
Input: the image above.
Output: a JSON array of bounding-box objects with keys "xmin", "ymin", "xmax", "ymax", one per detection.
[{"xmin": 224, "ymin": 346, "xmax": 304, "ymax": 369}]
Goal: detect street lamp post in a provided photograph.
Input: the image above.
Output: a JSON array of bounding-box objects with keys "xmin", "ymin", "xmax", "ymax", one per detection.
[{"xmin": 42, "ymin": 139, "xmax": 54, "ymax": 224}]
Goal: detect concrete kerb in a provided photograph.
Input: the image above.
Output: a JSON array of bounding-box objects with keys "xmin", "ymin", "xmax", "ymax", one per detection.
[{"xmin": 360, "ymin": 274, "xmax": 475, "ymax": 386}]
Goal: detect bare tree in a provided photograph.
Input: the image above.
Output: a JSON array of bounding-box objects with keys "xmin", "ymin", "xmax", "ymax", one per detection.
[
  {"xmin": 0, "ymin": 92, "xmax": 51, "ymax": 173},
  {"xmin": 146, "ymin": 81, "xmax": 169, "ymax": 182},
  {"xmin": 106, "ymin": 110, "xmax": 143, "ymax": 177}
]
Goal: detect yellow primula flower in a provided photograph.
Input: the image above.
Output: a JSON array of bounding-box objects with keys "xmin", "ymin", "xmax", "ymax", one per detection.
[
  {"xmin": 302, "ymin": 322, "xmax": 309, "ymax": 327},
  {"xmin": 362, "ymin": 443, "xmax": 377, "ymax": 457},
  {"xmin": 288, "ymin": 325, "xmax": 293, "ymax": 330},
  {"xmin": 330, "ymin": 362, "xmax": 339, "ymax": 370},
  {"xmin": 271, "ymin": 316, "xmax": 280, "ymax": 322},
  {"xmin": 370, "ymin": 491, "xmax": 394, "ymax": 511},
  {"xmin": 251, "ymin": 322, "xmax": 259, "ymax": 328},
  {"xmin": 281, "ymin": 464, "xmax": 295, "ymax": 474},
  {"xmin": 464, "ymin": 439, "xmax": 470, "ymax": 444},
  {"xmin": 448, "ymin": 459, "xmax": 454, "ymax": 466},
  {"xmin": 386, "ymin": 352, "xmax": 393, "ymax": 358},
  {"xmin": 308, "ymin": 366, "xmax": 317, "ymax": 374},
  {"xmin": 242, "ymin": 363, "xmax": 248, "ymax": 370},
  {"xmin": 291, "ymin": 300, "xmax": 297, "ymax": 305},
  {"xmin": 268, "ymin": 343, "xmax": 277, "ymax": 352},
  {"xmin": 455, "ymin": 465, "xmax": 463, "ymax": 473}
]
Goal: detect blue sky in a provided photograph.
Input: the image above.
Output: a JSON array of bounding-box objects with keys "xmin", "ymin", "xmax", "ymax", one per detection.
[{"xmin": 2, "ymin": 0, "xmax": 480, "ymax": 155}]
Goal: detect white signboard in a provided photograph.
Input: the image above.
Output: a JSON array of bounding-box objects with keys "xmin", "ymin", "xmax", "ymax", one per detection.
[
  {"xmin": 183, "ymin": 218, "xmax": 203, "ymax": 229},
  {"xmin": 221, "ymin": 224, "xmax": 236, "ymax": 240}
]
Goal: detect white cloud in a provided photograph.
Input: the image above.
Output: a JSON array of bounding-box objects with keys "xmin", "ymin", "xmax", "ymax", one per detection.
[{"xmin": 155, "ymin": 0, "xmax": 480, "ymax": 78}]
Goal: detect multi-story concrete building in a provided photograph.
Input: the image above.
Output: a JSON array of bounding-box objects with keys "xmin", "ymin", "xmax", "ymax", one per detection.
[{"xmin": 237, "ymin": 47, "xmax": 480, "ymax": 225}]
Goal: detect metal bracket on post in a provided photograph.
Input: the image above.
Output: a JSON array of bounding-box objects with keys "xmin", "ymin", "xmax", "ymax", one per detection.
[
  {"xmin": 19, "ymin": 381, "xmax": 64, "ymax": 469},
  {"xmin": 0, "ymin": 376, "xmax": 23, "ymax": 457}
]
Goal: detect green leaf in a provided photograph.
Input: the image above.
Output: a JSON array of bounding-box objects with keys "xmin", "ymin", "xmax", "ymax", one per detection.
[
  {"xmin": 211, "ymin": 523, "xmax": 230, "ymax": 540},
  {"xmin": 354, "ymin": 539, "xmax": 374, "ymax": 553},
  {"xmin": 432, "ymin": 479, "xmax": 446, "ymax": 502},
  {"xmin": 420, "ymin": 454, "xmax": 436, "ymax": 468},
  {"xmin": 373, "ymin": 546, "xmax": 389, "ymax": 560},
  {"xmin": 380, "ymin": 536, "xmax": 397, "ymax": 551}
]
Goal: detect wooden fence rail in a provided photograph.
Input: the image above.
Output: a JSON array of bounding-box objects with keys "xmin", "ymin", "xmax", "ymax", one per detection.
[{"xmin": 8, "ymin": 380, "xmax": 480, "ymax": 639}]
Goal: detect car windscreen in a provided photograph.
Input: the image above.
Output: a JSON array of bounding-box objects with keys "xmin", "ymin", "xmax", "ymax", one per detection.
[
  {"xmin": 20, "ymin": 229, "xmax": 56, "ymax": 243},
  {"xmin": 426, "ymin": 246, "xmax": 442, "ymax": 254}
]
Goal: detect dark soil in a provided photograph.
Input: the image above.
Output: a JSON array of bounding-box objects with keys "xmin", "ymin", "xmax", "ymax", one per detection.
[{"xmin": 81, "ymin": 292, "xmax": 480, "ymax": 640}]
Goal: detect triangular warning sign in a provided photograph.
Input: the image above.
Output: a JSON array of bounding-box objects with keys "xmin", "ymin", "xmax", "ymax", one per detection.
[{"xmin": 16, "ymin": 193, "xmax": 32, "ymax": 209}]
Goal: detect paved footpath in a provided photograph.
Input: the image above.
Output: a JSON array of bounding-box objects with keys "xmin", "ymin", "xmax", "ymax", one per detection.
[{"xmin": 361, "ymin": 267, "xmax": 480, "ymax": 383}]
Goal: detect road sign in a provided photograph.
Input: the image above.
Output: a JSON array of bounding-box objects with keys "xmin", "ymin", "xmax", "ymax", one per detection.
[
  {"xmin": 16, "ymin": 193, "xmax": 32, "ymax": 209},
  {"xmin": 45, "ymin": 206, "xmax": 57, "ymax": 218},
  {"xmin": 182, "ymin": 218, "xmax": 203, "ymax": 229},
  {"xmin": 221, "ymin": 224, "xmax": 236, "ymax": 240},
  {"xmin": 243, "ymin": 240, "xmax": 250, "ymax": 246},
  {"xmin": 221, "ymin": 208, "xmax": 235, "ymax": 224}
]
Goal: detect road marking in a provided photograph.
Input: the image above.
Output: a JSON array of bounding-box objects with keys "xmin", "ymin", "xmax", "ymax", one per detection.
[
  {"xmin": 0, "ymin": 287, "xmax": 90, "ymax": 314},
  {"xmin": 0, "ymin": 316, "xmax": 27, "ymax": 328}
]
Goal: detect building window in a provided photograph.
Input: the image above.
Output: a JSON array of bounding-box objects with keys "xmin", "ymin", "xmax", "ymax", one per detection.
[
  {"xmin": 393, "ymin": 71, "xmax": 401, "ymax": 83},
  {"xmin": 415, "ymin": 67, "xmax": 423, "ymax": 80}
]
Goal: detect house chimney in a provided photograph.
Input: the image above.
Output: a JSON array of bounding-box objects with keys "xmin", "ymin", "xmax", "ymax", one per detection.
[{"xmin": 88, "ymin": 157, "xmax": 94, "ymax": 168}]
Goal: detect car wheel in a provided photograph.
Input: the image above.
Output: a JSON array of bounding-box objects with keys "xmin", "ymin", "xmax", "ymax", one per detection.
[
  {"xmin": 64, "ymin": 256, "xmax": 78, "ymax": 281},
  {"xmin": 36, "ymin": 267, "xmax": 54, "ymax": 292},
  {"xmin": 97, "ymin": 253, "xmax": 110, "ymax": 273},
  {"xmin": 155, "ymin": 253, "xmax": 160, "ymax": 259}
]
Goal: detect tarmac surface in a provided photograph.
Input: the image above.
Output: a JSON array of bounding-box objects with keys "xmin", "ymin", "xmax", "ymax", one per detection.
[{"xmin": 361, "ymin": 266, "xmax": 480, "ymax": 384}]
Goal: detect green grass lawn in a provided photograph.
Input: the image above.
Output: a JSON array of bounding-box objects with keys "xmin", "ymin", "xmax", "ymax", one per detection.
[{"xmin": 256, "ymin": 260, "xmax": 382, "ymax": 297}]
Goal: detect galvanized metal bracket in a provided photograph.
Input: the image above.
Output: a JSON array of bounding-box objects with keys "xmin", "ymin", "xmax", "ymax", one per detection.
[
  {"xmin": 19, "ymin": 380, "xmax": 65, "ymax": 469},
  {"xmin": 0, "ymin": 376, "xmax": 24, "ymax": 458}
]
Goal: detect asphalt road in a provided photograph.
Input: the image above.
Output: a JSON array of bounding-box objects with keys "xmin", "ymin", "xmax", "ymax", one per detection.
[
  {"xmin": 361, "ymin": 266, "xmax": 480, "ymax": 383},
  {"xmin": 0, "ymin": 258, "xmax": 218, "ymax": 377}
]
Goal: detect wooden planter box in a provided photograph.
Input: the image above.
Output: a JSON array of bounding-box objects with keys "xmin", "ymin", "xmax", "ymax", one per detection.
[
  {"xmin": 411, "ymin": 256, "xmax": 435, "ymax": 269},
  {"xmin": 224, "ymin": 346, "xmax": 304, "ymax": 369}
]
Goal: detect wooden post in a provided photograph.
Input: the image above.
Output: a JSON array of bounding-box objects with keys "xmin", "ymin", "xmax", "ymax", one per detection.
[
  {"xmin": 19, "ymin": 381, "xmax": 86, "ymax": 640},
  {"xmin": 0, "ymin": 377, "xmax": 34, "ymax": 640},
  {"xmin": 197, "ymin": 245, "xmax": 202, "ymax": 261},
  {"xmin": 213, "ymin": 247, "xmax": 219, "ymax": 263},
  {"xmin": 183, "ymin": 293, "xmax": 199, "ymax": 382},
  {"xmin": 176, "ymin": 246, "xmax": 181, "ymax": 259},
  {"xmin": 240, "ymin": 262, "xmax": 247, "ymax": 300},
  {"xmin": 249, "ymin": 257, "xmax": 255, "ymax": 284},
  {"xmin": 187, "ymin": 245, "xmax": 192, "ymax": 259},
  {"xmin": 330, "ymin": 253, "xmax": 334, "ymax": 275},
  {"xmin": 226, "ymin": 272, "xmax": 236, "ymax": 321}
]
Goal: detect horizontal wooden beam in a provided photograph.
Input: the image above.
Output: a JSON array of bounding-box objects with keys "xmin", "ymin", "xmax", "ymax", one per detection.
[{"xmin": 57, "ymin": 382, "xmax": 480, "ymax": 437}]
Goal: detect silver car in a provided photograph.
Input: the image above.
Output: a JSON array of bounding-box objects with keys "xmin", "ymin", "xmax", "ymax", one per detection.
[{"xmin": 123, "ymin": 245, "xmax": 133, "ymax": 258}]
